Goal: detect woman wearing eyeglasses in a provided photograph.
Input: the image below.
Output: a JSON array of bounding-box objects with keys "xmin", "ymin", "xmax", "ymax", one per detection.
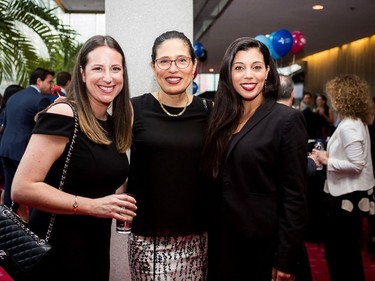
[{"xmin": 126, "ymin": 30, "xmax": 212, "ymax": 280}]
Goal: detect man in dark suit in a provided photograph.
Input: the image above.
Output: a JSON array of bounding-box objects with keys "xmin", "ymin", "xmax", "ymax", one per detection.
[
  {"xmin": 0, "ymin": 67, "xmax": 54, "ymax": 212},
  {"xmin": 277, "ymin": 74, "xmax": 313, "ymax": 281},
  {"xmin": 277, "ymin": 74, "xmax": 318, "ymax": 177}
]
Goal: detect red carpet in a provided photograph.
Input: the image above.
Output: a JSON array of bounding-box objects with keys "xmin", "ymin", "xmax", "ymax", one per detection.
[
  {"xmin": 1, "ymin": 243, "xmax": 375, "ymax": 281},
  {"xmin": 306, "ymin": 242, "xmax": 375, "ymax": 281},
  {"xmin": 0, "ymin": 267, "xmax": 12, "ymax": 281}
]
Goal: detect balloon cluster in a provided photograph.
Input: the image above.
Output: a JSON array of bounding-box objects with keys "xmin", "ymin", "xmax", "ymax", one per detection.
[
  {"xmin": 255, "ymin": 30, "xmax": 306, "ymax": 60},
  {"xmin": 193, "ymin": 41, "xmax": 208, "ymax": 94},
  {"xmin": 193, "ymin": 41, "xmax": 207, "ymax": 63}
]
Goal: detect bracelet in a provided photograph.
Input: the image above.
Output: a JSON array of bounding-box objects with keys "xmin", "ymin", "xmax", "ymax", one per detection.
[{"xmin": 73, "ymin": 195, "xmax": 78, "ymax": 215}]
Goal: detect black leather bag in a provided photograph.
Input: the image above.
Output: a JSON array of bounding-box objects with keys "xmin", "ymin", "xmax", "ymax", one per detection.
[
  {"xmin": 0, "ymin": 102, "xmax": 78, "ymax": 279},
  {"xmin": 0, "ymin": 204, "xmax": 52, "ymax": 279}
]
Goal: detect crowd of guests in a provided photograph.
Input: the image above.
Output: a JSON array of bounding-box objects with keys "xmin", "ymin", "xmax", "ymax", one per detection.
[
  {"xmin": 0, "ymin": 32, "xmax": 374, "ymax": 281},
  {"xmin": 299, "ymin": 91, "xmax": 335, "ymax": 141}
]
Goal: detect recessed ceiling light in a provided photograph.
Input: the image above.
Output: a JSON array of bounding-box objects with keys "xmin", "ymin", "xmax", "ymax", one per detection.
[
  {"xmin": 312, "ymin": 4, "xmax": 324, "ymax": 10},
  {"xmin": 209, "ymin": 68, "xmax": 214, "ymax": 72}
]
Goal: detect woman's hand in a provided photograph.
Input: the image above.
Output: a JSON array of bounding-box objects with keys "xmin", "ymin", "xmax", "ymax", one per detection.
[
  {"xmin": 308, "ymin": 153, "xmax": 319, "ymax": 167},
  {"xmin": 82, "ymin": 193, "xmax": 137, "ymax": 221},
  {"xmin": 312, "ymin": 149, "xmax": 328, "ymax": 165},
  {"xmin": 272, "ymin": 268, "xmax": 295, "ymax": 281}
]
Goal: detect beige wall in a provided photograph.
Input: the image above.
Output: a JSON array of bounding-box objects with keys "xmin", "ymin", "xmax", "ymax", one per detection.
[
  {"xmin": 301, "ymin": 35, "xmax": 375, "ymax": 96},
  {"xmin": 105, "ymin": 0, "xmax": 194, "ymax": 98}
]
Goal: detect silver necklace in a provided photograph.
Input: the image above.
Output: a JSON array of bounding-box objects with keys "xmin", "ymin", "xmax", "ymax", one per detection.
[{"xmin": 157, "ymin": 91, "xmax": 189, "ymax": 117}]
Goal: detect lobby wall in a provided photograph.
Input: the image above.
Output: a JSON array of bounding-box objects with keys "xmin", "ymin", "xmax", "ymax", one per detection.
[{"xmin": 301, "ymin": 35, "xmax": 375, "ymax": 96}]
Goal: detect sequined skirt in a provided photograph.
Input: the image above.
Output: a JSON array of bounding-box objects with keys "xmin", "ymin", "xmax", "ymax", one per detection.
[{"xmin": 128, "ymin": 232, "xmax": 208, "ymax": 281}]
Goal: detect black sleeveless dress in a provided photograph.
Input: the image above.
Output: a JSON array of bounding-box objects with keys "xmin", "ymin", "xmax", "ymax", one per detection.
[{"xmin": 27, "ymin": 112, "xmax": 129, "ymax": 281}]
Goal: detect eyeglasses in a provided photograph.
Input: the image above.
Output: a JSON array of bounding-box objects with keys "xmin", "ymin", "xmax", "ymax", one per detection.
[{"xmin": 155, "ymin": 56, "xmax": 192, "ymax": 70}]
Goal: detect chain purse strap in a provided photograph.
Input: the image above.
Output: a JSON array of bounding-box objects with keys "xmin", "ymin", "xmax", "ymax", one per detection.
[
  {"xmin": 1, "ymin": 206, "xmax": 48, "ymax": 245},
  {"xmin": 3, "ymin": 103, "xmax": 78, "ymax": 245},
  {"xmin": 45, "ymin": 102, "xmax": 79, "ymax": 242}
]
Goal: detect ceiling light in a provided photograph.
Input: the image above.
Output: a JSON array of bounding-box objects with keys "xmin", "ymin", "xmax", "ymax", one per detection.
[
  {"xmin": 209, "ymin": 68, "xmax": 215, "ymax": 72},
  {"xmin": 312, "ymin": 5, "xmax": 324, "ymax": 10}
]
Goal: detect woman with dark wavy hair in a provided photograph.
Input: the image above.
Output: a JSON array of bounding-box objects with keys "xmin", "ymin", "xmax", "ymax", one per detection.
[{"xmin": 202, "ymin": 37, "xmax": 308, "ymax": 281}]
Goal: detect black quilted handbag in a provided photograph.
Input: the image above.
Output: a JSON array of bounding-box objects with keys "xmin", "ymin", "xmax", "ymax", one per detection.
[
  {"xmin": 0, "ymin": 205, "xmax": 52, "ymax": 279},
  {"xmin": 0, "ymin": 102, "xmax": 78, "ymax": 279}
]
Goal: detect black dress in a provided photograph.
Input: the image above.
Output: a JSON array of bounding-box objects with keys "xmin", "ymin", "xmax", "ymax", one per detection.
[
  {"xmin": 27, "ymin": 112, "xmax": 129, "ymax": 281},
  {"xmin": 127, "ymin": 93, "xmax": 211, "ymax": 236}
]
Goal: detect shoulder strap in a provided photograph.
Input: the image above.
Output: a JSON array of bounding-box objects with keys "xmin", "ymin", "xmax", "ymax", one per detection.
[
  {"xmin": 45, "ymin": 102, "xmax": 78, "ymax": 241},
  {"xmin": 201, "ymin": 97, "xmax": 213, "ymax": 115}
]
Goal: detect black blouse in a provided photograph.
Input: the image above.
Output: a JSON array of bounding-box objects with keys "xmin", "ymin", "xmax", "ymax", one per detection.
[{"xmin": 128, "ymin": 93, "xmax": 211, "ymax": 236}]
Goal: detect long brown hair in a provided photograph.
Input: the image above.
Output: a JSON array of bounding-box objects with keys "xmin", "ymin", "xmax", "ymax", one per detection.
[{"xmin": 67, "ymin": 35, "xmax": 132, "ymax": 153}]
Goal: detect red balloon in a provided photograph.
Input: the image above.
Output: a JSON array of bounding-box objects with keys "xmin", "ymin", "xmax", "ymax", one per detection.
[{"xmin": 291, "ymin": 31, "xmax": 306, "ymax": 54}]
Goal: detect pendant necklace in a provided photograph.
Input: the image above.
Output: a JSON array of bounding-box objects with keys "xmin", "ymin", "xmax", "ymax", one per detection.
[{"xmin": 157, "ymin": 91, "xmax": 189, "ymax": 117}]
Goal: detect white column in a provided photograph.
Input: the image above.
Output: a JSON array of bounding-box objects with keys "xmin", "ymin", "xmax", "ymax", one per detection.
[
  {"xmin": 106, "ymin": 1, "xmax": 193, "ymax": 280},
  {"xmin": 106, "ymin": 0, "xmax": 194, "ymax": 98}
]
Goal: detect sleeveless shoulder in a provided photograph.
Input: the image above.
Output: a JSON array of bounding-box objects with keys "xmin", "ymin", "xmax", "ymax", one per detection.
[{"xmin": 32, "ymin": 112, "xmax": 74, "ymax": 138}]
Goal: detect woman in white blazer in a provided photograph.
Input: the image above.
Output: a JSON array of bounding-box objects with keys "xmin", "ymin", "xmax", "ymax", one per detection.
[{"xmin": 313, "ymin": 74, "xmax": 375, "ymax": 281}]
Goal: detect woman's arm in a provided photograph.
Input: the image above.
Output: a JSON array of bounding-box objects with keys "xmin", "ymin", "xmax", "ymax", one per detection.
[{"xmin": 12, "ymin": 104, "xmax": 136, "ymax": 220}]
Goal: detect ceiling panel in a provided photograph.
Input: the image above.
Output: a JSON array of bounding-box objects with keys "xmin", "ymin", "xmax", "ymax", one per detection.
[
  {"xmin": 54, "ymin": 0, "xmax": 375, "ymax": 72},
  {"xmin": 54, "ymin": 0, "xmax": 104, "ymax": 13}
]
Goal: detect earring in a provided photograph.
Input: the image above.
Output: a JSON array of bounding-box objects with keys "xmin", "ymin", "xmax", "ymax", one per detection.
[{"xmin": 264, "ymin": 79, "xmax": 267, "ymax": 91}]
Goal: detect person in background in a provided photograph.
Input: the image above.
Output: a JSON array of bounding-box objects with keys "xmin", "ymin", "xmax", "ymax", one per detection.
[
  {"xmin": 314, "ymin": 93, "xmax": 334, "ymax": 140},
  {"xmin": 56, "ymin": 71, "xmax": 72, "ymax": 95},
  {"xmin": 277, "ymin": 74, "xmax": 314, "ymax": 281},
  {"xmin": 126, "ymin": 30, "xmax": 212, "ymax": 280},
  {"xmin": 300, "ymin": 91, "xmax": 321, "ymax": 140},
  {"xmin": 202, "ymin": 37, "xmax": 307, "ymax": 281},
  {"xmin": 0, "ymin": 84, "xmax": 24, "ymax": 130},
  {"xmin": 49, "ymin": 71, "xmax": 72, "ymax": 103},
  {"xmin": 11, "ymin": 35, "xmax": 136, "ymax": 281},
  {"xmin": 312, "ymin": 74, "xmax": 375, "ymax": 281},
  {"xmin": 277, "ymin": 74, "xmax": 318, "ymax": 177},
  {"xmin": 278, "ymin": 76, "xmax": 327, "ymax": 245},
  {"xmin": 368, "ymin": 98, "xmax": 375, "ymax": 260},
  {"xmin": 0, "ymin": 68, "xmax": 53, "ymax": 216},
  {"xmin": 300, "ymin": 91, "xmax": 314, "ymax": 111},
  {"xmin": 0, "ymin": 84, "xmax": 24, "ymax": 205}
]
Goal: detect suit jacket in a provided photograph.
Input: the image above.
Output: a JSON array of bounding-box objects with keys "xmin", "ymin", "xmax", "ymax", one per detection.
[
  {"xmin": 211, "ymin": 98, "xmax": 308, "ymax": 279},
  {"xmin": 326, "ymin": 117, "xmax": 375, "ymax": 196},
  {"xmin": 0, "ymin": 86, "xmax": 51, "ymax": 161}
]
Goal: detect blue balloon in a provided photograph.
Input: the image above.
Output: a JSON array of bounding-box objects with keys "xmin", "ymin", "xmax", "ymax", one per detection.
[
  {"xmin": 270, "ymin": 29, "xmax": 293, "ymax": 57},
  {"xmin": 255, "ymin": 34, "xmax": 280, "ymax": 60},
  {"xmin": 193, "ymin": 42, "xmax": 204, "ymax": 58},
  {"xmin": 193, "ymin": 81, "xmax": 199, "ymax": 94}
]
